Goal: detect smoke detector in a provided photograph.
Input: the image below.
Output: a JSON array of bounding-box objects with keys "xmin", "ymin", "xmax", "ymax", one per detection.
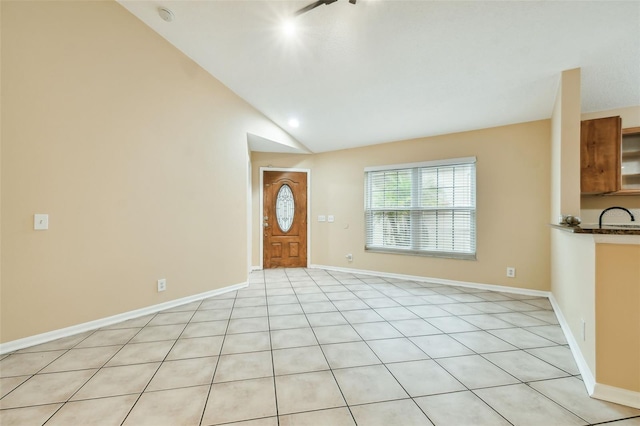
[{"xmin": 158, "ymin": 7, "xmax": 174, "ymax": 22}]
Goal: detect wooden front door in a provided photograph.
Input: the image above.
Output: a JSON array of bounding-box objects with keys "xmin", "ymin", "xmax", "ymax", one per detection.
[{"xmin": 263, "ymin": 171, "xmax": 307, "ymax": 268}]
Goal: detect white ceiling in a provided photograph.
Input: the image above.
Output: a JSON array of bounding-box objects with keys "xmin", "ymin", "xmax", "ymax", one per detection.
[{"xmin": 119, "ymin": 0, "xmax": 640, "ymax": 153}]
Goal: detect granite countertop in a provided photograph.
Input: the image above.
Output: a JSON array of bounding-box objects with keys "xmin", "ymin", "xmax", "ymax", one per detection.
[{"xmin": 550, "ymin": 224, "xmax": 640, "ymax": 235}]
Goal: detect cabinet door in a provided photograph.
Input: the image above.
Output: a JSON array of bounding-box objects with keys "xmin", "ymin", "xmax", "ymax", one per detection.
[{"xmin": 580, "ymin": 116, "xmax": 621, "ymax": 194}]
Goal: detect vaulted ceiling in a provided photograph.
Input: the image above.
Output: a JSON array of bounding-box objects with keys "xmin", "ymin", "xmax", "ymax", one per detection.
[{"xmin": 119, "ymin": 0, "xmax": 640, "ymax": 153}]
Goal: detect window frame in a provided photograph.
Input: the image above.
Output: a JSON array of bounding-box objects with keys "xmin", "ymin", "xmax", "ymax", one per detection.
[{"xmin": 364, "ymin": 156, "xmax": 477, "ymax": 260}]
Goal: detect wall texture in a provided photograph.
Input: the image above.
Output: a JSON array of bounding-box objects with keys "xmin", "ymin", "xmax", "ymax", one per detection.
[
  {"xmin": 1, "ymin": 1, "xmax": 292, "ymax": 343},
  {"xmin": 595, "ymin": 242, "xmax": 640, "ymax": 393},
  {"xmin": 253, "ymin": 120, "xmax": 551, "ymax": 291}
]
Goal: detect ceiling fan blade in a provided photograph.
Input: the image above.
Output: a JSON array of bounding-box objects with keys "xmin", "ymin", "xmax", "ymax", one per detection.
[{"xmin": 294, "ymin": 0, "xmax": 339, "ymax": 17}]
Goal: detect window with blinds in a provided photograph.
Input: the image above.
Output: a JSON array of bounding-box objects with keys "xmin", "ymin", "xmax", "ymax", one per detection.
[{"xmin": 364, "ymin": 157, "xmax": 476, "ymax": 259}]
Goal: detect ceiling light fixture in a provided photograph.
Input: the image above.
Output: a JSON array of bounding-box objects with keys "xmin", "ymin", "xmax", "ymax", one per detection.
[
  {"xmin": 288, "ymin": 118, "xmax": 300, "ymax": 128},
  {"xmin": 282, "ymin": 19, "xmax": 296, "ymax": 36},
  {"xmin": 158, "ymin": 7, "xmax": 174, "ymax": 22}
]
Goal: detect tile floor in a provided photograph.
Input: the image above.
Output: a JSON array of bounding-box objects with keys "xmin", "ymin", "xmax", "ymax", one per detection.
[{"xmin": 1, "ymin": 268, "xmax": 639, "ymax": 425}]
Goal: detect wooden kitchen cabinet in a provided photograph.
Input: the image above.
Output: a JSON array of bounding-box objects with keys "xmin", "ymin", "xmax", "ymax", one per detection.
[{"xmin": 580, "ymin": 116, "xmax": 621, "ymax": 194}]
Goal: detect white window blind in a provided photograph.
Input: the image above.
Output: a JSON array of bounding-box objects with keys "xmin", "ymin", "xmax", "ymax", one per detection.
[{"xmin": 364, "ymin": 157, "xmax": 476, "ymax": 259}]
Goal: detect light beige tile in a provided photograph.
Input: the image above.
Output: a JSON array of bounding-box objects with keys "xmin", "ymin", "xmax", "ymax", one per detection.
[
  {"xmin": 199, "ymin": 298, "xmax": 234, "ymax": 310},
  {"xmin": 202, "ymin": 377, "xmax": 276, "ymax": 425},
  {"xmin": 332, "ymin": 365, "xmax": 408, "ymax": 405},
  {"xmin": 271, "ymin": 328, "xmax": 317, "ymax": 349},
  {"xmin": 106, "ymin": 341, "xmax": 173, "ymax": 366},
  {"xmin": 457, "ymin": 314, "xmax": 514, "ymax": 330},
  {"xmin": 313, "ymin": 325, "xmax": 361, "ymax": 344},
  {"xmin": 474, "ymin": 383, "xmax": 585, "ymax": 425},
  {"xmin": 101, "ymin": 315, "xmax": 154, "ymax": 330},
  {"xmin": 529, "ymin": 377, "xmax": 640, "ymax": 424},
  {"xmin": 321, "ymin": 342, "xmax": 380, "ymax": 369},
  {"xmin": 0, "ymin": 350, "xmax": 65, "ymax": 377},
  {"xmin": 0, "ymin": 376, "xmax": 29, "ymax": 398},
  {"xmin": 375, "ymin": 307, "xmax": 419, "ymax": 321},
  {"xmin": 146, "ymin": 312, "xmax": 194, "ymax": 326},
  {"xmin": 526, "ymin": 345, "xmax": 580, "ymax": 375},
  {"xmin": 415, "ymin": 391, "xmax": 511, "ymax": 426},
  {"xmin": 76, "ymin": 329, "xmax": 140, "ymax": 348},
  {"xmin": 42, "ymin": 345, "xmax": 122, "ymax": 373},
  {"xmin": 439, "ymin": 303, "xmax": 484, "ymax": 316},
  {"xmin": 275, "ymin": 370, "xmax": 345, "ymax": 415},
  {"xmin": 351, "ymin": 399, "xmax": 433, "ymax": 426},
  {"xmin": 436, "ymin": 355, "xmax": 519, "ymax": 389},
  {"xmin": 191, "ymin": 309, "xmax": 232, "ymax": 323},
  {"xmin": 524, "ymin": 310, "xmax": 560, "ymax": 324},
  {"xmin": 0, "ymin": 404, "xmax": 61, "ymax": 426},
  {"xmin": 222, "ymin": 331, "xmax": 271, "ymax": 354},
  {"xmin": 123, "ymin": 385, "xmax": 209, "ymax": 426},
  {"xmin": 147, "ymin": 356, "xmax": 217, "ymax": 391},
  {"xmin": 71, "ymin": 362, "xmax": 159, "ymax": 400},
  {"xmin": 450, "ymin": 331, "xmax": 517, "ymax": 353},
  {"xmin": 268, "ymin": 314, "xmax": 310, "ymax": 330},
  {"xmin": 306, "ymin": 312, "xmax": 347, "ymax": 327},
  {"xmin": 234, "ymin": 297, "xmax": 267, "ymax": 308},
  {"xmin": 365, "ymin": 298, "xmax": 401, "ymax": 309},
  {"xmin": 279, "ymin": 407, "xmax": 355, "ymax": 426},
  {"xmin": 405, "ymin": 305, "xmax": 450, "ymax": 318},
  {"xmin": 526, "ymin": 325, "xmax": 568, "ymax": 344},
  {"xmin": 166, "ymin": 336, "xmax": 224, "ymax": 360},
  {"xmin": 488, "ymin": 328, "xmax": 557, "ymax": 349},
  {"xmin": 268, "ymin": 303, "xmax": 304, "ymax": 316},
  {"xmin": 301, "ymin": 301, "xmax": 337, "ymax": 313},
  {"xmin": 388, "ymin": 319, "xmax": 441, "ymax": 337},
  {"xmin": 297, "ymin": 293, "xmax": 329, "ymax": 303},
  {"xmin": 231, "ymin": 306, "xmax": 268, "ymax": 319},
  {"xmin": 493, "ymin": 312, "xmax": 547, "ymax": 327},
  {"xmin": 228, "ymin": 417, "xmax": 278, "ymax": 426},
  {"xmin": 130, "ymin": 324, "xmax": 186, "ymax": 343},
  {"xmin": 0, "ymin": 369, "xmax": 96, "ymax": 408},
  {"xmin": 214, "ymin": 351, "xmax": 273, "ymax": 383},
  {"xmin": 17, "ymin": 332, "xmax": 93, "ymax": 353},
  {"xmin": 410, "ymin": 334, "xmax": 473, "ymax": 358},
  {"xmin": 180, "ymin": 320, "xmax": 228, "ymax": 338},
  {"xmin": 387, "ymin": 360, "xmax": 465, "ymax": 397},
  {"xmin": 332, "ymin": 299, "xmax": 371, "ymax": 311},
  {"xmin": 467, "ymin": 302, "xmax": 513, "ymax": 314},
  {"xmin": 273, "ymin": 346, "xmax": 329, "ymax": 375},
  {"xmin": 341, "ymin": 309, "xmax": 385, "ymax": 324},
  {"xmin": 352, "ymin": 322, "xmax": 403, "ymax": 340},
  {"xmin": 46, "ymin": 394, "xmax": 138, "ymax": 426},
  {"xmin": 483, "ymin": 350, "xmax": 569, "ymax": 382},
  {"xmin": 425, "ymin": 316, "xmax": 478, "ymax": 333},
  {"xmin": 366, "ymin": 338, "xmax": 429, "ymax": 363},
  {"xmin": 227, "ymin": 317, "xmax": 270, "ymax": 334},
  {"xmin": 163, "ymin": 300, "xmax": 202, "ymax": 312}
]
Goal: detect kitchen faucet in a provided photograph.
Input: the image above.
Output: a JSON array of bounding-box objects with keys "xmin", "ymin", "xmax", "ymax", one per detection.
[{"xmin": 599, "ymin": 207, "xmax": 636, "ymax": 228}]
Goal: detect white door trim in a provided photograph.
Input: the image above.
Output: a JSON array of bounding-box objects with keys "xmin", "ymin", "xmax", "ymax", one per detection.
[{"xmin": 259, "ymin": 167, "xmax": 311, "ymax": 270}]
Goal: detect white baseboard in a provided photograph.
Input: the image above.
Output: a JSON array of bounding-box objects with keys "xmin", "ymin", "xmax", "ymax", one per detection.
[
  {"xmin": 0, "ymin": 281, "xmax": 248, "ymax": 355},
  {"xmin": 547, "ymin": 294, "xmax": 597, "ymax": 393},
  {"xmin": 592, "ymin": 383, "xmax": 640, "ymax": 409},
  {"xmin": 250, "ymin": 266, "xmax": 262, "ymax": 271},
  {"xmin": 309, "ymin": 264, "xmax": 550, "ymax": 298},
  {"xmin": 548, "ymin": 294, "xmax": 640, "ymax": 409}
]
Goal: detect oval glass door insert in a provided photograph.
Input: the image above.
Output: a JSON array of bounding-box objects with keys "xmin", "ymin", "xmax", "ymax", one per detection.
[{"xmin": 276, "ymin": 184, "xmax": 295, "ymax": 233}]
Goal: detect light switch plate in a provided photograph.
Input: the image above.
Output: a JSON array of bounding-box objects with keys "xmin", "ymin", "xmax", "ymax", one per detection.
[
  {"xmin": 318, "ymin": 215, "xmax": 326, "ymax": 222},
  {"xmin": 328, "ymin": 215, "xmax": 335, "ymax": 223},
  {"xmin": 34, "ymin": 214, "xmax": 49, "ymax": 230}
]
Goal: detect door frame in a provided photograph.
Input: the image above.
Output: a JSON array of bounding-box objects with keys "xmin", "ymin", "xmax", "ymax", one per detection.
[{"xmin": 259, "ymin": 167, "xmax": 311, "ymax": 270}]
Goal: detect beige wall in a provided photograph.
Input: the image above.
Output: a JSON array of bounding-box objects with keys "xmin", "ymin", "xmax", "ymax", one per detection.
[
  {"xmin": 595, "ymin": 243, "xmax": 640, "ymax": 392},
  {"xmin": 1, "ymin": 1, "xmax": 292, "ymax": 343},
  {"xmin": 253, "ymin": 120, "xmax": 551, "ymax": 291},
  {"xmin": 549, "ymin": 69, "xmax": 598, "ymax": 371}
]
